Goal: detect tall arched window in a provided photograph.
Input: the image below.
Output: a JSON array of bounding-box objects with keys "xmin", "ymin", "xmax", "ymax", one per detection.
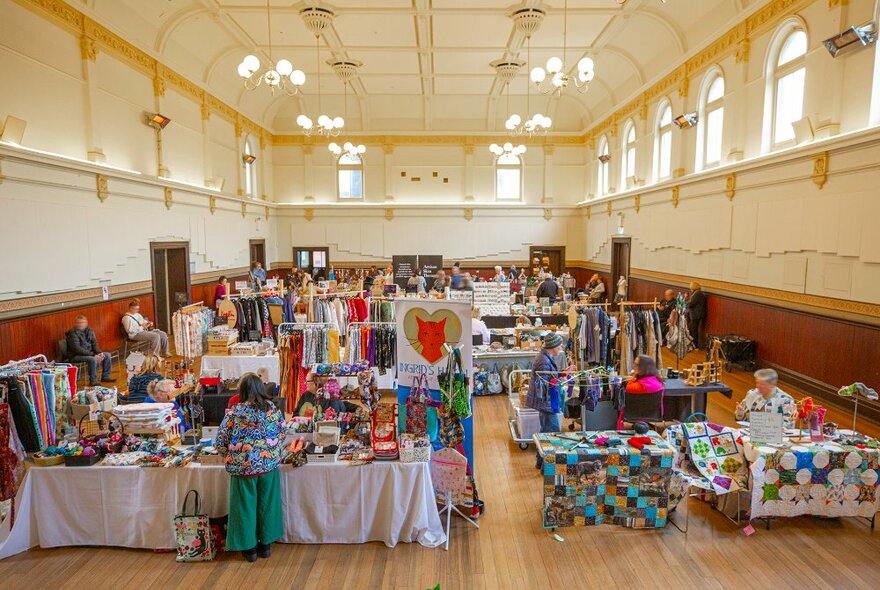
[
  {"xmin": 763, "ymin": 23, "xmax": 807, "ymax": 150},
  {"xmin": 653, "ymin": 101, "xmax": 673, "ymax": 182},
  {"xmin": 597, "ymin": 135, "xmax": 610, "ymax": 196},
  {"xmin": 337, "ymin": 153, "xmax": 364, "ymax": 199},
  {"xmin": 696, "ymin": 71, "xmax": 725, "ymax": 170},
  {"xmin": 243, "ymin": 136, "xmax": 257, "ymax": 198},
  {"xmin": 621, "ymin": 121, "xmax": 636, "ymax": 189},
  {"xmin": 496, "ymin": 152, "xmax": 522, "ymax": 200}
]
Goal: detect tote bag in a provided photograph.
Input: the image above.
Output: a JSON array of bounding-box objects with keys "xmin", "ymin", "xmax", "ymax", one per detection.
[
  {"xmin": 405, "ymin": 373, "xmax": 429, "ymax": 435},
  {"xmin": 173, "ymin": 490, "xmax": 216, "ymax": 562}
]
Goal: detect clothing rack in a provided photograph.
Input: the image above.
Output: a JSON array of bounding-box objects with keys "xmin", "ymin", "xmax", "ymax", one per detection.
[
  {"xmin": 277, "ymin": 321, "xmax": 332, "ymax": 337},
  {"xmin": 0, "ymin": 354, "xmax": 48, "ymax": 371},
  {"xmin": 179, "ymin": 301, "xmax": 204, "ymax": 311},
  {"xmin": 618, "ymin": 301, "xmax": 658, "ymax": 311},
  {"xmin": 348, "ymin": 321, "xmax": 397, "ymax": 328},
  {"xmin": 571, "ymin": 302, "xmax": 611, "ymax": 308}
]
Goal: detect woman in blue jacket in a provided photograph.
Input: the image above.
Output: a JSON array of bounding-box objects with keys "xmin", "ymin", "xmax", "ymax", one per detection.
[{"xmin": 525, "ymin": 332, "xmax": 565, "ymax": 469}]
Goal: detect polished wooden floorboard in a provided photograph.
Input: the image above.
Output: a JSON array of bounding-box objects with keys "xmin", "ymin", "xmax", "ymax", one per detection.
[{"xmin": 1, "ymin": 349, "xmax": 879, "ymax": 589}]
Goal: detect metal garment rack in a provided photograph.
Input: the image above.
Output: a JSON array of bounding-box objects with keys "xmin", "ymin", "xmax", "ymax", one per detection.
[
  {"xmin": 0, "ymin": 354, "xmax": 49, "ymax": 371},
  {"xmin": 276, "ymin": 322, "xmax": 332, "ymax": 338}
]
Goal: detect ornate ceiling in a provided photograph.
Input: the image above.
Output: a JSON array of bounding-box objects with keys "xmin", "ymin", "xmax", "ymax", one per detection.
[{"xmin": 76, "ymin": 0, "xmax": 760, "ymax": 134}]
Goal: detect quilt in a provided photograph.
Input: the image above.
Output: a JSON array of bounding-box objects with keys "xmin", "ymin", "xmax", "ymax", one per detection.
[
  {"xmin": 537, "ymin": 432, "xmax": 674, "ymax": 529},
  {"xmin": 678, "ymin": 422, "xmax": 749, "ymax": 494}
]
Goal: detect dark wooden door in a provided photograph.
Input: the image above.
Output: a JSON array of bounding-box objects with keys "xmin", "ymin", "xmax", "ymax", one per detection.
[
  {"xmin": 150, "ymin": 242, "xmax": 191, "ymax": 334},
  {"xmin": 529, "ymin": 246, "xmax": 566, "ymax": 277},
  {"xmin": 610, "ymin": 237, "xmax": 631, "ymax": 303},
  {"xmin": 249, "ymin": 239, "xmax": 266, "ymax": 267}
]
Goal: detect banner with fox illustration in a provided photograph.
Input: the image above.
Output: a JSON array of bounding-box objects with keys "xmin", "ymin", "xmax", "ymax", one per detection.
[{"xmin": 396, "ymin": 299, "xmax": 474, "ymax": 468}]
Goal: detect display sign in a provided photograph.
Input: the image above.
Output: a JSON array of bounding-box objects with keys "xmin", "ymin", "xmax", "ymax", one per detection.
[
  {"xmin": 473, "ymin": 281, "xmax": 511, "ymax": 316},
  {"xmin": 234, "ymin": 280, "xmax": 248, "ymax": 291},
  {"xmin": 749, "ymin": 412, "xmax": 784, "ymax": 445},
  {"xmin": 447, "ymin": 289, "xmax": 473, "ymax": 305},
  {"xmin": 265, "ymin": 278, "xmax": 278, "ymax": 288},
  {"xmin": 419, "ymin": 255, "xmax": 444, "ymax": 279},
  {"xmin": 392, "ymin": 255, "xmax": 418, "ymax": 289},
  {"xmin": 101, "ymin": 286, "xmax": 109, "ymax": 301}
]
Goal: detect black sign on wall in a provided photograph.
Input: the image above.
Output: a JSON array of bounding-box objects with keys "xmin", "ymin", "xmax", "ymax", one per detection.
[
  {"xmin": 419, "ymin": 255, "xmax": 444, "ymax": 279},
  {"xmin": 392, "ymin": 255, "xmax": 444, "ymax": 290}
]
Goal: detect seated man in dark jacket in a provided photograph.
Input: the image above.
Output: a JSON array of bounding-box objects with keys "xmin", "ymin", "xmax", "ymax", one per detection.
[{"xmin": 66, "ymin": 314, "xmax": 112, "ymax": 385}]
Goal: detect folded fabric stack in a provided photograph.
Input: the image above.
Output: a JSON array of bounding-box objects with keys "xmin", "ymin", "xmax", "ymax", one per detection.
[
  {"xmin": 113, "ymin": 402, "xmax": 181, "ymax": 432},
  {"xmin": 101, "ymin": 451, "xmax": 151, "ymax": 466}
]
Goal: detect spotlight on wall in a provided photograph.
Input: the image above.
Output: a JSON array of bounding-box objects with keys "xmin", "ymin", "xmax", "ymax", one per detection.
[
  {"xmin": 598, "ymin": 154, "xmax": 611, "ymax": 164},
  {"xmin": 823, "ymin": 23, "xmax": 876, "ymax": 57},
  {"xmin": 144, "ymin": 112, "xmax": 171, "ymax": 130},
  {"xmin": 0, "ymin": 115, "xmax": 27, "ymax": 144},
  {"xmin": 674, "ymin": 112, "xmax": 698, "ymax": 129},
  {"xmin": 242, "ymin": 153, "xmax": 257, "ymax": 165}
]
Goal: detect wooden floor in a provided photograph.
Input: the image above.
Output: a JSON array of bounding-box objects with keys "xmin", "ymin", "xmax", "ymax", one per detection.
[{"xmin": 1, "ymin": 349, "xmax": 879, "ymax": 589}]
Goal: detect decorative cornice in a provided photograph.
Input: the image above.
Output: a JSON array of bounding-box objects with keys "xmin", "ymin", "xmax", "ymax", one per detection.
[
  {"xmin": 464, "ymin": 208, "xmax": 473, "ymax": 221},
  {"xmin": 12, "ymin": 0, "xmax": 83, "ymax": 34},
  {"xmin": 543, "ymin": 208, "xmax": 552, "ymax": 221},
  {"xmin": 634, "ymin": 194, "xmax": 641, "ymax": 213},
  {"xmin": 96, "ymin": 173, "xmax": 108, "ymax": 202},
  {"xmin": 79, "ymin": 33, "xmax": 96, "ymax": 61},
  {"xmin": 241, "ymin": 202, "xmax": 247, "ymax": 218},
  {"xmin": 672, "ymin": 186, "xmax": 680, "ymax": 208},
  {"xmin": 812, "ymin": 152, "xmax": 829, "ymax": 189},
  {"xmin": 725, "ymin": 173, "xmax": 736, "ymax": 200},
  {"xmin": 272, "ymin": 134, "xmax": 585, "ymax": 147},
  {"xmin": 736, "ymin": 36, "xmax": 751, "ymax": 63},
  {"xmin": 163, "ymin": 187, "xmax": 172, "ymax": 210},
  {"xmin": 209, "ymin": 195, "xmax": 216, "ymax": 214},
  {"xmin": 200, "ymin": 95, "xmax": 210, "ymax": 121},
  {"xmin": 304, "ymin": 208, "xmax": 314, "ymax": 221},
  {"xmin": 384, "ymin": 208, "xmax": 394, "ymax": 221},
  {"xmin": 0, "ymin": 280, "xmax": 152, "ymax": 317}
]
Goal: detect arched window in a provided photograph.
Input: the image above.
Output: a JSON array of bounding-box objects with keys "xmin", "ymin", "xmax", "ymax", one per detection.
[
  {"xmin": 243, "ymin": 136, "xmax": 257, "ymax": 198},
  {"xmin": 597, "ymin": 135, "xmax": 610, "ymax": 196},
  {"xmin": 621, "ymin": 121, "xmax": 636, "ymax": 189},
  {"xmin": 764, "ymin": 24, "xmax": 807, "ymax": 150},
  {"xmin": 653, "ymin": 101, "xmax": 673, "ymax": 182},
  {"xmin": 337, "ymin": 153, "xmax": 364, "ymax": 199},
  {"xmin": 496, "ymin": 152, "xmax": 522, "ymax": 200},
  {"xmin": 696, "ymin": 71, "xmax": 725, "ymax": 170}
]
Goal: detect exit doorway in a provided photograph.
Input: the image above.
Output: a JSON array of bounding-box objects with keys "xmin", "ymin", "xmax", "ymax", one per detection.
[{"xmin": 150, "ymin": 241, "xmax": 191, "ymax": 334}]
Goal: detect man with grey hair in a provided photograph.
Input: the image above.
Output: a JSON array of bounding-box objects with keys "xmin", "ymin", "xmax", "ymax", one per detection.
[
  {"xmin": 735, "ymin": 368, "xmax": 796, "ymax": 428},
  {"xmin": 493, "ymin": 265, "xmax": 506, "ymax": 282}
]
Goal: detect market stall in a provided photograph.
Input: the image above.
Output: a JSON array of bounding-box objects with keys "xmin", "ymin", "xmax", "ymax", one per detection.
[
  {"xmin": 0, "ymin": 461, "xmax": 445, "ymax": 558},
  {"xmin": 200, "ymin": 353, "xmax": 280, "ymax": 383}
]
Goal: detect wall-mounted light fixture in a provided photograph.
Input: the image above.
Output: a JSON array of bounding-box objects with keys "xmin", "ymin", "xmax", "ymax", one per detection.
[
  {"xmin": 144, "ymin": 112, "xmax": 171, "ymax": 130},
  {"xmin": 242, "ymin": 153, "xmax": 257, "ymax": 165},
  {"xmin": 823, "ymin": 23, "xmax": 876, "ymax": 57},
  {"xmin": 674, "ymin": 112, "xmax": 698, "ymax": 129},
  {"xmin": 598, "ymin": 154, "xmax": 611, "ymax": 164}
]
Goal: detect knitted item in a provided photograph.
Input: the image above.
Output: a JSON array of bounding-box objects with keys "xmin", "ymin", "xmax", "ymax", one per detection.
[{"xmin": 627, "ymin": 436, "xmax": 653, "ymax": 450}]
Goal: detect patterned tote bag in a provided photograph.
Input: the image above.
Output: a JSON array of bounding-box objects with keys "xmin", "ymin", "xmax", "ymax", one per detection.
[{"xmin": 173, "ymin": 490, "xmax": 216, "ymax": 562}]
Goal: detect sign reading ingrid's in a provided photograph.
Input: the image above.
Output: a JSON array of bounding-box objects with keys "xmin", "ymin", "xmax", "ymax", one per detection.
[{"xmin": 395, "ymin": 299, "xmax": 472, "ymax": 388}]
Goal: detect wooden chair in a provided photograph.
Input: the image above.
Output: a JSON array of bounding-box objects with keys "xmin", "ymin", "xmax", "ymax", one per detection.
[{"xmin": 120, "ymin": 322, "xmax": 151, "ymax": 362}]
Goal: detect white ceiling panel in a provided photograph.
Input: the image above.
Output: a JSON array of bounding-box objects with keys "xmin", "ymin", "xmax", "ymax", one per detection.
[
  {"xmin": 434, "ymin": 77, "xmax": 494, "ymax": 95},
  {"xmin": 357, "ymin": 51, "xmax": 422, "ymax": 76},
  {"xmin": 362, "ymin": 76, "xmax": 424, "ymax": 95},
  {"xmin": 334, "ymin": 14, "xmax": 417, "ymax": 47},
  {"xmin": 432, "ymin": 14, "xmax": 511, "ymax": 48}
]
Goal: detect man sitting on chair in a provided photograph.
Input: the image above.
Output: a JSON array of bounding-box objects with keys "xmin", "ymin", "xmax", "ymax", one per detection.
[
  {"xmin": 122, "ymin": 299, "xmax": 171, "ymax": 357},
  {"xmin": 66, "ymin": 314, "xmax": 112, "ymax": 386}
]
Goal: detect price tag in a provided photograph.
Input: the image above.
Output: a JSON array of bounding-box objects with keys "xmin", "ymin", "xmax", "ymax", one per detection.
[{"xmin": 88, "ymin": 402, "xmax": 100, "ymax": 421}]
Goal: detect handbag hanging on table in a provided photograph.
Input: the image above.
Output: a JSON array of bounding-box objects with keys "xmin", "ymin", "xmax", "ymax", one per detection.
[
  {"xmin": 173, "ymin": 490, "xmax": 216, "ymax": 562},
  {"xmin": 406, "ymin": 373, "xmax": 429, "ymax": 435}
]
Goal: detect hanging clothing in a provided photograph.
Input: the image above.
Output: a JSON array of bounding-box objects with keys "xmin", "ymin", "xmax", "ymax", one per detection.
[{"xmin": 172, "ymin": 306, "xmax": 215, "ymax": 358}]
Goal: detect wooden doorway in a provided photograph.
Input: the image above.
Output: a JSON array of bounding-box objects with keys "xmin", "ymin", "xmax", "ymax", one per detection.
[
  {"xmin": 150, "ymin": 242, "xmax": 191, "ymax": 334},
  {"xmin": 610, "ymin": 237, "xmax": 631, "ymax": 303},
  {"xmin": 249, "ymin": 239, "xmax": 266, "ymax": 268},
  {"xmin": 294, "ymin": 247, "xmax": 330, "ymax": 281},
  {"xmin": 529, "ymin": 246, "xmax": 566, "ymax": 277}
]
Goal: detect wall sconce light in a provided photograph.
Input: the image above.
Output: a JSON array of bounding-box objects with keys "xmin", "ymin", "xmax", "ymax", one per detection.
[
  {"xmin": 145, "ymin": 112, "xmax": 171, "ymax": 130},
  {"xmin": 0, "ymin": 115, "xmax": 27, "ymax": 144},
  {"xmin": 242, "ymin": 153, "xmax": 257, "ymax": 165},
  {"xmin": 598, "ymin": 154, "xmax": 611, "ymax": 164},
  {"xmin": 674, "ymin": 112, "xmax": 698, "ymax": 129},
  {"xmin": 824, "ymin": 23, "xmax": 876, "ymax": 57}
]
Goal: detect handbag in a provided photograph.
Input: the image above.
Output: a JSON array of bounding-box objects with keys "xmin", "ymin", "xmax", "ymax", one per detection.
[
  {"xmin": 405, "ymin": 373, "xmax": 429, "ymax": 435},
  {"xmin": 487, "ymin": 367, "xmax": 503, "ymax": 395},
  {"xmin": 438, "ymin": 348, "xmax": 471, "ymax": 419},
  {"xmin": 173, "ymin": 490, "xmax": 216, "ymax": 562}
]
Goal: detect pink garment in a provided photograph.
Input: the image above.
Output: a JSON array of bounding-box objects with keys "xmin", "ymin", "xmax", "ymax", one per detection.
[{"xmin": 625, "ymin": 375, "xmax": 664, "ymax": 394}]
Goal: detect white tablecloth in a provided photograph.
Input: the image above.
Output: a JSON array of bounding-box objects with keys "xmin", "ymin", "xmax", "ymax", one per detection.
[
  {"xmin": 0, "ymin": 461, "xmax": 445, "ymax": 559},
  {"xmin": 200, "ymin": 354, "xmax": 280, "ymax": 383}
]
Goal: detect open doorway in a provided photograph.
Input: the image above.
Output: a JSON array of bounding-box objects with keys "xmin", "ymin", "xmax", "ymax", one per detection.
[
  {"xmin": 610, "ymin": 237, "xmax": 631, "ymax": 303},
  {"xmin": 529, "ymin": 246, "xmax": 566, "ymax": 277},
  {"xmin": 294, "ymin": 247, "xmax": 329, "ymax": 281},
  {"xmin": 150, "ymin": 242, "xmax": 191, "ymax": 334},
  {"xmin": 249, "ymin": 239, "xmax": 266, "ymax": 270}
]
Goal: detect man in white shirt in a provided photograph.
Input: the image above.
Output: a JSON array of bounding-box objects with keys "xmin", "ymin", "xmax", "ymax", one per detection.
[{"xmin": 121, "ymin": 299, "xmax": 170, "ymax": 357}]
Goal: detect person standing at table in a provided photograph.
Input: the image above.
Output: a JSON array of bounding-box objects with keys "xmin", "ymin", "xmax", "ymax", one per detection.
[
  {"xmin": 735, "ymin": 368, "xmax": 796, "ymax": 428},
  {"xmin": 216, "ymin": 373, "xmax": 285, "ymax": 563},
  {"xmin": 526, "ymin": 333, "xmax": 565, "ymax": 469},
  {"xmin": 687, "ymin": 282, "xmax": 707, "ymax": 349},
  {"xmin": 214, "ymin": 275, "xmax": 229, "ymax": 309}
]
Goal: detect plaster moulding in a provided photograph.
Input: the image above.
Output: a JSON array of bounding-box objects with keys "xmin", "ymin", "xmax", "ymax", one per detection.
[
  {"xmin": 812, "ymin": 152, "xmax": 829, "ymax": 190},
  {"xmin": 164, "ymin": 187, "xmax": 172, "ymax": 210},
  {"xmin": 304, "ymin": 208, "xmax": 314, "ymax": 221},
  {"xmin": 209, "ymin": 195, "xmax": 216, "ymax": 214},
  {"xmin": 634, "ymin": 195, "xmax": 641, "ymax": 213},
  {"xmin": 543, "ymin": 208, "xmax": 552, "ymax": 221},
  {"xmin": 384, "ymin": 208, "xmax": 394, "ymax": 221},
  {"xmin": 606, "ymin": 202, "xmax": 612, "ymax": 216},
  {"xmin": 725, "ymin": 174, "xmax": 736, "ymax": 200},
  {"xmin": 464, "ymin": 208, "xmax": 473, "ymax": 221},
  {"xmin": 96, "ymin": 173, "xmax": 108, "ymax": 202},
  {"xmin": 672, "ymin": 186, "xmax": 680, "ymax": 208},
  {"xmin": 241, "ymin": 202, "xmax": 247, "ymax": 218},
  {"xmin": 586, "ymin": 206, "xmax": 591, "ymax": 220}
]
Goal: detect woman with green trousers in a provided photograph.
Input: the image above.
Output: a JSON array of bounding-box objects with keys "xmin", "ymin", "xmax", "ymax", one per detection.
[{"xmin": 215, "ymin": 373, "xmax": 285, "ymax": 562}]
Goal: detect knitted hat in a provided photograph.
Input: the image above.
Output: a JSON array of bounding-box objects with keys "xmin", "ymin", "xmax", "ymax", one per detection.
[{"xmin": 542, "ymin": 332, "xmax": 564, "ymax": 350}]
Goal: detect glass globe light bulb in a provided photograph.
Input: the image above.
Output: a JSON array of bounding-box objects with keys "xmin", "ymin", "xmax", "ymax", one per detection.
[
  {"xmin": 552, "ymin": 72, "xmax": 565, "ymax": 87},
  {"xmin": 577, "ymin": 57, "xmax": 594, "ymax": 73},
  {"xmin": 290, "ymin": 70, "xmax": 306, "ymax": 86},
  {"xmin": 237, "ymin": 63, "xmax": 251, "ymax": 78},
  {"xmin": 546, "ymin": 57, "xmax": 563, "ymax": 74},
  {"xmin": 265, "ymin": 70, "xmax": 280, "ymax": 86},
  {"xmin": 243, "ymin": 55, "xmax": 260, "ymax": 73},
  {"xmin": 333, "ymin": 116, "xmax": 345, "ymax": 129},
  {"xmin": 276, "ymin": 59, "xmax": 293, "ymax": 77},
  {"xmin": 530, "ymin": 67, "xmax": 546, "ymax": 83}
]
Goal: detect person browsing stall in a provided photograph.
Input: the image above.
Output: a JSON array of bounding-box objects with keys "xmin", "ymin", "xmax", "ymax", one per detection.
[
  {"xmin": 625, "ymin": 355, "xmax": 665, "ymax": 394},
  {"xmin": 122, "ymin": 299, "xmax": 171, "ymax": 356},
  {"xmin": 526, "ymin": 332, "xmax": 566, "ymax": 469},
  {"xmin": 126, "ymin": 353, "xmax": 164, "ymax": 402},
  {"xmin": 687, "ymin": 282, "xmax": 707, "ymax": 348},
  {"xmin": 735, "ymin": 368, "xmax": 796, "ymax": 428},
  {"xmin": 65, "ymin": 314, "xmax": 113, "ymax": 386},
  {"xmin": 431, "ymin": 270, "xmax": 447, "ymax": 293},
  {"xmin": 293, "ymin": 371, "xmax": 347, "ymax": 417},
  {"xmin": 657, "ymin": 289, "xmax": 676, "ymax": 344},
  {"xmin": 144, "ymin": 379, "xmax": 187, "ymax": 427},
  {"xmin": 215, "ymin": 275, "xmax": 229, "ymax": 309},
  {"xmin": 535, "ymin": 274, "xmax": 560, "ymax": 302},
  {"xmin": 215, "ymin": 373, "xmax": 285, "ymax": 563},
  {"xmin": 471, "ymin": 308, "xmax": 491, "ymax": 345}
]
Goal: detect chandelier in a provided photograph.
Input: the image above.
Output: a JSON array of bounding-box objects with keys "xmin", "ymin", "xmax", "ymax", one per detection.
[
  {"xmin": 498, "ymin": 9, "xmax": 553, "ymax": 137},
  {"xmin": 530, "ymin": 0, "xmax": 595, "ymax": 96},
  {"xmin": 489, "ymin": 142, "xmax": 526, "ymax": 159},
  {"xmin": 328, "ymin": 61, "xmax": 366, "ymax": 159},
  {"xmin": 296, "ymin": 7, "xmax": 344, "ymax": 136},
  {"xmin": 237, "ymin": 0, "xmax": 305, "ymax": 96}
]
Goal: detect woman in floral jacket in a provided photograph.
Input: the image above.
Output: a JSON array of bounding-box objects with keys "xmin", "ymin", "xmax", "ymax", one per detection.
[{"xmin": 216, "ymin": 373, "xmax": 285, "ymax": 562}]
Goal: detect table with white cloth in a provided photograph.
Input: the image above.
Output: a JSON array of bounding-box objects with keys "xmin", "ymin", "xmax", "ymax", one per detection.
[
  {"xmin": 742, "ymin": 434, "xmax": 880, "ymax": 521},
  {"xmin": 0, "ymin": 461, "xmax": 445, "ymax": 559},
  {"xmin": 200, "ymin": 354, "xmax": 280, "ymax": 383}
]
